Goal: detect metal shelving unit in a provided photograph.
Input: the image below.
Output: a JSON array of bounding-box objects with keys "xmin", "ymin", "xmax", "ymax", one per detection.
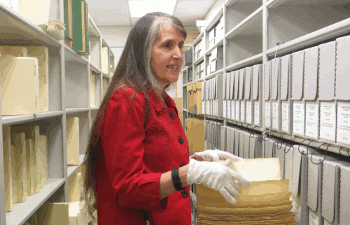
[
  {"xmin": 0, "ymin": 1, "xmax": 114, "ymax": 224},
  {"xmin": 184, "ymin": 1, "xmax": 350, "ymax": 223}
]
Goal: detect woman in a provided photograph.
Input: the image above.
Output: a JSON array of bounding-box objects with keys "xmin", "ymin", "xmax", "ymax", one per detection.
[{"xmin": 82, "ymin": 12, "xmax": 250, "ymax": 225}]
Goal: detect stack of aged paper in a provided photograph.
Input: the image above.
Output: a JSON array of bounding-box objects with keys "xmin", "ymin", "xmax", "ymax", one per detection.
[{"xmin": 196, "ymin": 158, "xmax": 295, "ymax": 224}]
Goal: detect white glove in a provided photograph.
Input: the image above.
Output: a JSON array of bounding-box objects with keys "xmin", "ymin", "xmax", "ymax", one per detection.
[
  {"xmin": 187, "ymin": 158, "xmax": 251, "ymax": 204},
  {"xmin": 191, "ymin": 149, "xmax": 242, "ymax": 162}
]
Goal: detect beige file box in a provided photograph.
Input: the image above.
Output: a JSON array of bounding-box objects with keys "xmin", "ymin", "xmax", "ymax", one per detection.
[
  {"xmin": 36, "ymin": 203, "xmax": 69, "ymax": 225},
  {"xmin": 68, "ymin": 172, "xmax": 82, "ymax": 202},
  {"xmin": 101, "ymin": 47, "xmax": 109, "ymax": 74},
  {"xmin": 90, "ymin": 71, "xmax": 95, "ymax": 107},
  {"xmin": 39, "ymin": 134, "xmax": 48, "ymax": 187},
  {"xmin": 12, "ymin": 125, "xmax": 41, "ymax": 193},
  {"xmin": 26, "ymin": 138, "xmax": 35, "ymax": 196},
  {"xmin": 27, "ymin": 46, "xmax": 49, "ymax": 113},
  {"xmin": 17, "ymin": 0, "xmax": 65, "ymax": 40},
  {"xmin": 0, "ymin": 57, "xmax": 40, "ymax": 115},
  {"xmin": 11, "ymin": 132, "xmax": 28, "ymax": 203},
  {"xmin": 103, "ymin": 78, "xmax": 108, "ymax": 97},
  {"xmin": 0, "ymin": 46, "xmax": 27, "ymax": 56},
  {"xmin": 11, "ymin": 145, "xmax": 18, "ymax": 204},
  {"xmin": 67, "ymin": 117, "xmax": 80, "ymax": 165},
  {"xmin": 3, "ymin": 126, "xmax": 13, "ymax": 211}
]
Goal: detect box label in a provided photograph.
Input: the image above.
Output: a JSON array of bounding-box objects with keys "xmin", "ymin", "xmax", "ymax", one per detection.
[
  {"xmin": 320, "ymin": 102, "xmax": 336, "ymax": 141},
  {"xmin": 305, "ymin": 102, "xmax": 319, "ymax": 139},
  {"xmin": 337, "ymin": 102, "xmax": 350, "ymax": 144},
  {"xmin": 293, "ymin": 102, "xmax": 305, "ymax": 136},
  {"xmin": 282, "ymin": 102, "xmax": 290, "ymax": 132}
]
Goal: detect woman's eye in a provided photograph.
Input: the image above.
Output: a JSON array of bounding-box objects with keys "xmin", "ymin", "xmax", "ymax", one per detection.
[{"xmin": 164, "ymin": 43, "xmax": 172, "ymax": 48}]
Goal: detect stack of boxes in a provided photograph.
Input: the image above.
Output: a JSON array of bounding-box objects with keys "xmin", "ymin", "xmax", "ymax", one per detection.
[
  {"xmin": 208, "ymin": 17, "xmax": 224, "ymax": 49},
  {"xmin": 187, "ymin": 82, "xmax": 203, "ymax": 114},
  {"xmin": 209, "ymin": 46, "xmax": 223, "ymax": 74},
  {"xmin": 194, "ymin": 40, "xmax": 204, "ymax": 61},
  {"xmin": 195, "ymin": 61, "xmax": 205, "ymax": 80}
]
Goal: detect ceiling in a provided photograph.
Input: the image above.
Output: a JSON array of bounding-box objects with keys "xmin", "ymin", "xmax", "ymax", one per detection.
[{"xmin": 86, "ymin": 0, "xmax": 218, "ymax": 27}]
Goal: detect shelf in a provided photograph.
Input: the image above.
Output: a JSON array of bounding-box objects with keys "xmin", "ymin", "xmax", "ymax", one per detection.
[
  {"xmin": 194, "ymin": 55, "xmax": 205, "ymax": 66},
  {"xmin": 2, "ymin": 111, "xmax": 64, "ymax": 126},
  {"xmin": 226, "ymin": 53, "xmax": 263, "ymax": 71},
  {"xmin": 183, "ymin": 82, "xmax": 194, "ymax": 87},
  {"xmin": 0, "ymin": 3, "xmax": 61, "ymax": 47},
  {"xmin": 67, "ymin": 154, "xmax": 86, "ymax": 178},
  {"xmin": 205, "ymin": 7, "xmax": 223, "ymax": 32},
  {"xmin": 193, "ymin": 32, "xmax": 204, "ymax": 46},
  {"xmin": 266, "ymin": 18, "xmax": 350, "ymax": 57},
  {"xmin": 226, "ymin": 120, "xmax": 264, "ymax": 133},
  {"xmin": 6, "ymin": 178, "xmax": 65, "ymax": 225},
  {"xmin": 205, "ymin": 38, "xmax": 224, "ymax": 56},
  {"xmin": 90, "ymin": 62, "xmax": 103, "ymax": 74},
  {"xmin": 225, "ymin": 6, "xmax": 263, "ymax": 39},
  {"xmin": 225, "ymin": 1, "xmax": 263, "ymax": 33},
  {"xmin": 103, "ymin": 73, "xmax": 110, "ymax": 79},
  {"xmin": 66, "ymin": 108, "xmax": 90, "ymax": 115},
  {"xmin": 267, "ymin": 0, "xmax": 350, "ymax": 49},
  {"xmin": 264, "ymin": 129, "xmax": 350, "ymax": 156},
  {"xmin": 206, "ymin": 68, "xmax": 224, "ymax": 79},
  {"xmin": 88, "ymin": 15, "xmax": 102, "ymax": 37},
  {"xmin": 64, "ymin": 45, "xmax": 89, "ymax": 65}
]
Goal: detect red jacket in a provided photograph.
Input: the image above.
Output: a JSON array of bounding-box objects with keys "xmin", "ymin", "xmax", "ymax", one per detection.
[{"xmin": 97, "ymin": 87, "xmax": 191, "ymax": 225}]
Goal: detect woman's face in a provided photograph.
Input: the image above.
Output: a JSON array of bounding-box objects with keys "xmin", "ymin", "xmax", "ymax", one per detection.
[{"xmin": 151, "ymin": 23, "xmax": 184, "ymax": 89}]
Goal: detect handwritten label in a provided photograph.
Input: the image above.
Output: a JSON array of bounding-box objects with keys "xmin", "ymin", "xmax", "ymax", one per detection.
[
  {"xmin": 236, "ymin": 101, "xmax": 240, "ymax": 121},
  {"xmin": 265, "ymin": 102, "xmax": 271, "ymax": 127},
  {"xmin": 305, "ymin": 102, "xmax": 319, "ymax": 139},
  {"xmin": 241, "ymin": 101, "xmax": 245, "ymax": 122},
  {"xmin": 246, "ymin": 101, "xmax": 252, "ymax": 124},
  {"xmin": 282, "ymin": 102, "xmax": 290, "ymax": 132},
  {"xmin": 254, "ymin": 101, "xmax": 260, "ymax": 125},
  {"xmin": 309, "ymin": 209, "xmax": 319, "ymax": 225},
  {"xmin": 272, "ymin": 101, "xmax": 280, "ymax": 130},
  {"xmin": 293, "ymin": 102, "xmax": 305, "ymax": 136},
  {"xmin": 337, "ymin": 102, "xmax": 350, "ymax": 144},
  {"xmin": 231, "ymin": 100, "xmax": 235, "ymax": 120},
  {"xmin": 223, "ymin": 100, "xmax": 227, "ymax": 118},
  {"xmin": 320, "ymin": 102, "xmax": 336, "ymax": 141}
]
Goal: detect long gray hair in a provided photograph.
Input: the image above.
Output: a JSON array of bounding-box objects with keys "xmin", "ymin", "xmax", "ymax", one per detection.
[{"xmin": 82, "ymin": 12, "xmax": 187, "ymax": 221}]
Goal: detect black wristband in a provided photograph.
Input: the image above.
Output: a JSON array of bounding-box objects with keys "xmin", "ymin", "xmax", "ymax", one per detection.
[{"xmin": 171, "ymin": 167, "xmax": 185, "ymax": 191}]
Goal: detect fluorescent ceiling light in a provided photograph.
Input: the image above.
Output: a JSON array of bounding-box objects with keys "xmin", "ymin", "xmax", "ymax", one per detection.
[{"xmin": 128, "ymin": 0, "xmax": 176, "ymax": 17}]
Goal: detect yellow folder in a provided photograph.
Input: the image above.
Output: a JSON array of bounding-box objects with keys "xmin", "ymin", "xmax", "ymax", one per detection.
[
  {"xmin": 26, "ymin": 138, "xmax": 35, "ymax": 196},
  {"xmin": 11, "ymin": 132, "xmax": 27, "ymax": 203},
  {"xmin": 67, "ymin": 117, "xmax": 80, "ymax": 165},
  {"xmin": 27, "ymin": 46, "xmax": 49, "ymax": 113},
  {"xmin": 36, "ymin": 203, "xmax": 69, "ymax": 225},
  {"xmin": 3, "ymin": 126, "xmax": 13, "ymax": 211}
]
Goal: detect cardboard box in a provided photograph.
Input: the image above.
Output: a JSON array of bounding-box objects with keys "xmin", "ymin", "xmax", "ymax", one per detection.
[
  {"xmin": 185, "ymin": 118, "xmax": 204, "ymax": 152},
  {"xmin": 194, "ymin": 82, "xmax": 202, "ymax": 114},
  {"xmin": 187, "ymin": 84, "xmax": 195, "ymax": 113},
  {"xmin": 173, "ymin": 98, "xmax": 183, "ymax": 127}
]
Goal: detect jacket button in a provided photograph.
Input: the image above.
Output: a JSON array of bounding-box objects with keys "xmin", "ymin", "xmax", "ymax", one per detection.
[
  {"xmin": 182, "ymin": 190, "xmax": 188, "ymax": 198},
  {"xmin": 169, "ymin": 112, "xmax": 175, "ymax": 119},
  {"xmin": 181, "ymin": 163, "xmax": 186, "ymax": 167},
  {"xmin": 179, "ymin": 136, "xmax": 184, "ymax": 144}
]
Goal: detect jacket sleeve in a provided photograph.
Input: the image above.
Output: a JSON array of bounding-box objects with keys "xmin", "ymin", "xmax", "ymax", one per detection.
[{"xmin": 100, "ymin": 88, "xmax": 168, "ymax": 211}]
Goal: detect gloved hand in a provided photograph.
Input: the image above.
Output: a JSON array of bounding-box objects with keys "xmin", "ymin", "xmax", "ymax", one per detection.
[
  {"xmin": 187, "ymin": 158, "xmax": 251, "ymax": 204},
  {"xmin": 190, "ymin": 149, "xmax": 242, "ymax": 162}
]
